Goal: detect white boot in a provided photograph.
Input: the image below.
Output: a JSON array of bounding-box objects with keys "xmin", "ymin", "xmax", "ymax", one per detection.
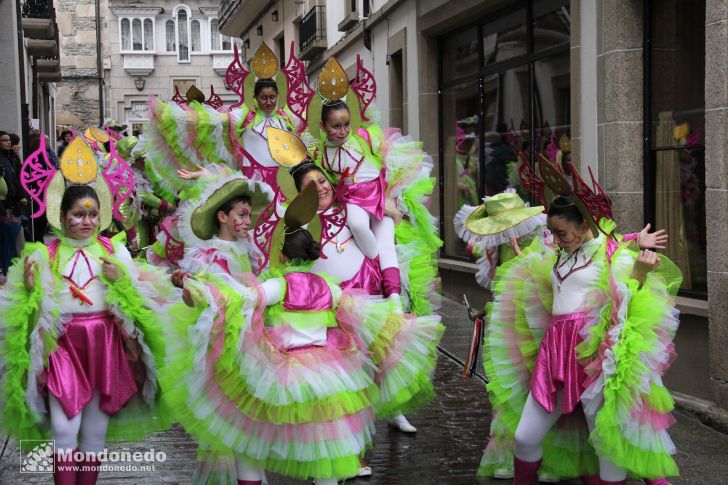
[{"xmin": 388, "ymin": 414, "xmax": 417, "ymax": 433}]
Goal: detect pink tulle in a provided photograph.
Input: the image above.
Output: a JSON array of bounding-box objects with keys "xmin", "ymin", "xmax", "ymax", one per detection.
[{"xmin": 631, "ymin": 402, "xmax": 677, "ymax": 431}]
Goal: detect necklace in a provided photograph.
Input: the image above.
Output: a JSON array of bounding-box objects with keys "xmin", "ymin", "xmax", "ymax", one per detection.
[{"xmin": 553, "ymin": 247, "xmax": 594, "ymax": 292}]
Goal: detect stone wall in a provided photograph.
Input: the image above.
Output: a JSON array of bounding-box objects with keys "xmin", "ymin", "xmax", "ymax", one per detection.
[
  {"xmin": 55, "ymin": 0, "xmax": 110, "ymax": 127},
  {"xmin": 705, "ymin": 0, "xmax": 728, "ymax": 410}
]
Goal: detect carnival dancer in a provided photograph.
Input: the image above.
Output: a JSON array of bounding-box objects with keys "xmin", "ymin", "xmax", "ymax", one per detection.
[
  {"xmin": 160, "ymin": 184, "xmax": 443, "ymax": 484},
  {"xmin": 143, "ymin": 42, "xmax": 313, "ymax": 270},
  {"xmin": 478, "ymin": 156, "xmax": 681, "ymax": 484},
  {"xmin": 308, "ymin": 57, "xmax": 441, "ymax": 313},
  {"xmin": 0, "ymin": 134, "xmax": 177, "ymax": 485},
  {"xmin": 267, "ymin": 127, "xmax": 441, "ymax": 434}
]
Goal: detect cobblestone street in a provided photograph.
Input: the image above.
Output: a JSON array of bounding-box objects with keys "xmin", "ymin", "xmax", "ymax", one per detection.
[{"xmin": 2, "ymin": 297, "xmax": 728, "ymax": 484}]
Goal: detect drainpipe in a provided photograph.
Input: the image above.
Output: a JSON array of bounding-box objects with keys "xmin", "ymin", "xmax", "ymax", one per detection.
[
  {"xmin": 95, "ymin": 0, "xmax": 104, "ymax": 126},
  {"xmin": 15, "ymin": 0, "xmax": 30, "ymax": 157}
]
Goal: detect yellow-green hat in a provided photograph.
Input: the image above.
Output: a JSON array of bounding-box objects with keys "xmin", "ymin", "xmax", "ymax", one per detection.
[
  {"xmin": 191, "ymin": 178, "xmax": 272, "ymax": 240},
  {"xmin": 115, "ymin": 136, "xmax": 139, "ymax": 161},
  {"xmin": 465, "ymin": 192, "xmax": 544, "ymax": 236}
]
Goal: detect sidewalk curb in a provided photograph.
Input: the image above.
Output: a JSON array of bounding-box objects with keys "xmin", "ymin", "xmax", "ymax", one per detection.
[{"xmin": 673, "ymin": 391, "xmax": 728, "ymax": 435}]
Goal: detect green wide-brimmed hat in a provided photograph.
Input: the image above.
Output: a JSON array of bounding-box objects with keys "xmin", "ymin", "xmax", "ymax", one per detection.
[
  {"xmin": 465, "ymin": 192, "xmax": 544, "ymax": 236},
  {"xmin": 191, "ymin": 178, "xmax": 272, "ymax": 240},
  {"xmin": 115, "ymin": 136, "xmax": 139, "ymax": 160}
]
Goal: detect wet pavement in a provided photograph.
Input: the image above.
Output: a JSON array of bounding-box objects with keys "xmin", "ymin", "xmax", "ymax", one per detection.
[{"xmin": 2, "ymin": 296, "xmax": 728, "ymax": 484}]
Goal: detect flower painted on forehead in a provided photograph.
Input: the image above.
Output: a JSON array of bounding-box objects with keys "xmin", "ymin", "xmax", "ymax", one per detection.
[{"xmin": 83, "ymin": 199, "xmax": 93, "ymax": 208}]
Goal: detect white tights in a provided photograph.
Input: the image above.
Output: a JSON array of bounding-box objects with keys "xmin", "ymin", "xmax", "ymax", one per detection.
[
  {"xmin": 514, "ymin": 391, "xmax": 626, "ymax": 482},
  {"xmin": 346, "ymin": 204, "xmax": 399, "ymax": 271},
  {"xmin": 49, "ymin": 392, "xmax": 110, "ymax": 454}
]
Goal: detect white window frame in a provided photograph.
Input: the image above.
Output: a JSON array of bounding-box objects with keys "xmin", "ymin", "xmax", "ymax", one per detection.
[
  {"xmin": 119, "ymin": 16, "xmax": 156, "ymax": 53},
  {"xmin": 173, "ymin": 5, "xmax": 192, "ymax": 63},
  {"xmin": 190, "ymin": 19, "xmax": 202, "ymax": 53},
  {"xmin": 209, "ymin": 17, "xmax": 235, "ymax": 53}
]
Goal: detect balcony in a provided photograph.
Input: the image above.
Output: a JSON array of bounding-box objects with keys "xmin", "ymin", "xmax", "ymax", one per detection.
[
  {"xmin": 212, "ymin": 53, "xmax": 234, "ymax": 75},
  {"xmin": 299, "ymin": 5, "xmax": 327, "ymax": 61},
  {"xmin": 21, "ymin": 0, "xmax": 56, "ymax": 40},
  {"xmin": 36, "ymin": 59, "xmax": 61, "ymax": 82},
  {"xmin": 218, "ymin": 0, "xmax": 269, "ymax": 37},
  {"xmin": 25, "ymin": 39, "xmax": 58, "ymax": 58},
  {"xmin": 123, "ymin": 54, "xmax": 155, "ymax": 76}
]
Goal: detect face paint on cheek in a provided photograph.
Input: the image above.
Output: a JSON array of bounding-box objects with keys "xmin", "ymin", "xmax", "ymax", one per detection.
[{"xmin": 69, "ymin": 216, "xmax": 85, "ymax": 227}]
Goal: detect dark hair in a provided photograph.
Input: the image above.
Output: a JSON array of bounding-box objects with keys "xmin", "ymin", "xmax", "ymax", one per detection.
[
  {"xmin": 28, "ymin": 134, "xmax": 41, "ymax": 153},
  {"xmin": 547, "ymin": 195, "xmax": 585, "ymax": 226},
  {"xmin": 9, "ymin": 133, "xmax": 20, "ymax": 146},
  {"xmin": 215, "ymin": 195, "xmax": 252, "ymax": 227},
  {"xmin": 254, "ymin": 78, "xmax": 278, "ymax": 97},
  {"xmin": 282, "ymin": 227, "xmax": 321, "ymax": 261},
  {"xmin": 60, "ymin": 185, "xmax": 100, "ymax": 217},
  {"xmin": 321, "ymin": 100, "xmax": 350, "ymax": 125},
  {"xmin": 60, "ymin": 130, "xmax": 72, "ymax": 140},
  {"xmin": 291, "ymin": 162, "xmax": 324, "ymax": 192}
]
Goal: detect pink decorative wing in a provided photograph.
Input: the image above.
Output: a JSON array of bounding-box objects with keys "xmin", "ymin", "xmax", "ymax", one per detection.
[
  {"xmin": 350, "ymin": 55, "xmax": 376, "ymax": 121},
  {"xmin": 19, "ymin": 135, "xmax": 57, "ymax": 218},
  {"xmin": 205, "ymin": 85, "xmax": 224, "ymax": 110},
  {"xmin": 160, "ymin": 215, "xmax": 184, "ymax": 266},
  {"xmin": 102, "ymin": 140, "xmax": 135, "ymax": 221},
  {"xmin": 282, "ymin": 41, "xmax": 315, "ymax": 128},
  {"xmin": 516, "ymin": 151, "xmax": 546, "ymax": 208},
  {"xmin": 105, "ymin": 127, "xmax": 122, "ymax": 142},
  {"xmin": 171, "ymin": 86, "xmax": 187, "ymax": 106},
  {"xmin": 225, "ymin": 44, "xmax": 249, "ymax": 109}
]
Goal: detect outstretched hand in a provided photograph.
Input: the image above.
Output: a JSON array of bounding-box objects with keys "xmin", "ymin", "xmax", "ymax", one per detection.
[
  {"xmin": 177, "ymin": 164, "xmax": 211, "ymax": 180},
  {"xmin": 631, "ymin": 249, "xmax": 660, "ymax": 286},
  {"xmin": 638, "ymin": 223, "xmax": 668, "ymax": 250}
]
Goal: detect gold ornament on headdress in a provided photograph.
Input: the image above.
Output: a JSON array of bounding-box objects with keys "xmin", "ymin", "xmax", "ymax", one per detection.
[
  {"xmin": 60, "ymin": 136, "xmax": 99, "ymax": 184},
  {"xmin": 318, "ymin": 57, "xmax": 349, "ymax": 102},
  {"xmin": 84, "ymin": 126, "xmax": 110, "ymax": 144},
  {"xmin": 284, "ymin": 183, "xmax": 319, "ymax": 232},
  {"xmin": 558, "ymin": 134, "xmax": 572, "ymax": 153},
  {"xmin": 266, "ymin": 126, "xmax": 309, "ymax": 168},
  {"xmin": 250, "ymin": 42, "xmax": 279, "ymax": 80},
  {"xmin": 186, "ymin": 85, "xmax": 206, "ymax": 104}
]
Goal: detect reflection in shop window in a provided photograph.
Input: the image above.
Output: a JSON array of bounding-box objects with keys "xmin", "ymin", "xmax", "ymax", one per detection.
[{"xmin": 649, "ymin": 0, "xmax": 706, "ymax": 294}]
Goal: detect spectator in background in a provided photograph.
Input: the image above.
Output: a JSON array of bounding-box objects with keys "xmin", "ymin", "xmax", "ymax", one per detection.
[
  {"xmin": 57, "ymin": 129, "xmax": 72, "ymax": 157},
  {"xmin": 9, "ymin": 133, "xmax": 21, "ymax": 160},
  {"xmin": 0, "ymin": 131, "xmax": 26, "ymax": 281}
]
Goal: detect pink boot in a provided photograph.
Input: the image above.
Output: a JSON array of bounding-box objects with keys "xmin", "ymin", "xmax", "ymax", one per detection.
[
  {"xmin": 643, "ymin": 479, "xmax": 670, "ymax": 485},
  {"xmin": 582, "ymin": 476, "xmax": 600, "ymax": 485},
  {"xmin": 53, "ymin": 450, "xmax": 77, "ymax": 485},
  {"xmin": 381, "ymin": 267, "xmax": 401, "ymax": 297},
  {"xmin": 600, "ymin": 480, "xmax": 626, "ymax": 485},
  {"xmin": 237, "ymin": 481, "xmax": 262, "ymax": 485},
  {"xmin": 76, "ymin": 452, "xmax": 101, "ymax": 485},
  {"xmin": 513, "ymin": 456, "xmax": 541, "ymax": 485}
]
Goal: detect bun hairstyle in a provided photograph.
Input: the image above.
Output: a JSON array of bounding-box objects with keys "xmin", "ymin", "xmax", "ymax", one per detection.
[
  {"xmin": 547, "ymin": 195, "xmax": 585, "ymax": 226},
  {"xmin": 282, "ymin": 227, "xmax": 321, "ymax": 261},
  {"xmin": 60, "ymin": 185, "xmax": 100, "ymax": 216},
  {"xmin": 321, "ymin": 99, "xmax": 349, "ymax": 124},
  {"xmin": 254, "ymin": 78, "xmax": 278, "ymax": 97}
]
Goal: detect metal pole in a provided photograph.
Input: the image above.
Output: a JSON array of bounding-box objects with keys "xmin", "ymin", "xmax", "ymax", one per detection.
[{"xmin": 95, "ymin": 0, "xmax": 104, "ymax": 126}]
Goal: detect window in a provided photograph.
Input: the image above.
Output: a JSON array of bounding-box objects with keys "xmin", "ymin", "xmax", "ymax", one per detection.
[
  {"xmin": 176, "ymin": 7, "xmax": 190, "ymax": 62},
  {"xmin": 119, "ymin": 17, "xmax": 154, "ymax": 52},
  {"xmin": 143, "ymin": 19, "xmax": 154, "ymax": 50},
  {"xmin": 121, "ymin": 18, "xmax": 131, "ymax": 51},
  {"xmin": 438, "ymin": 0, "xmax": 571, "ymax": 258},
  {"xmin": 191, "ymin": 20, "xmax": 201, "ymax": 52},
  {"xmin": 646, "ymin": 0, "xmax": 706, "ymax": 295},
  {"xmin": 210, "ymin": 17, "xmax": 234, "ymax": 52},
  {"xmin": 166, "ymin": 20, "xmax": 176, "ymax": 52}
]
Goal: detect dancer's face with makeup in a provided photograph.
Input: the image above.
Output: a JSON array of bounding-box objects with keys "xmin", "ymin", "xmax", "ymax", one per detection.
[
  {"xmin": 63, "ymin": 198, "xmax": 100, "ymax": 239},
  {"xmin": 300, "ymin": 170, "xmax": 334, "ymax": 210},
  {"xmin": 217, "ymin": 200, "xmax": 252, "ymax": 240},
  {"xmin": 546, "ymin": 215, "xmax": 592, "ymax": 253}
]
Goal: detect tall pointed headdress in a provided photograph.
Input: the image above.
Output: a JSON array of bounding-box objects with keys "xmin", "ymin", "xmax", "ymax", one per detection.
[
  {"xmin": 20, "ymin": 131, "xmax": 134, "ymax": 231},
  {"xmin": 225, "ymin": 41, "xmax": 314, "ymax": 128},
  {"xmin": 518, "ymin": 152, "xmax": 615, "ymax": 238},
  {"xmin": 306, "ymin": 55, "xmax": 376, "ymax": 140}
]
